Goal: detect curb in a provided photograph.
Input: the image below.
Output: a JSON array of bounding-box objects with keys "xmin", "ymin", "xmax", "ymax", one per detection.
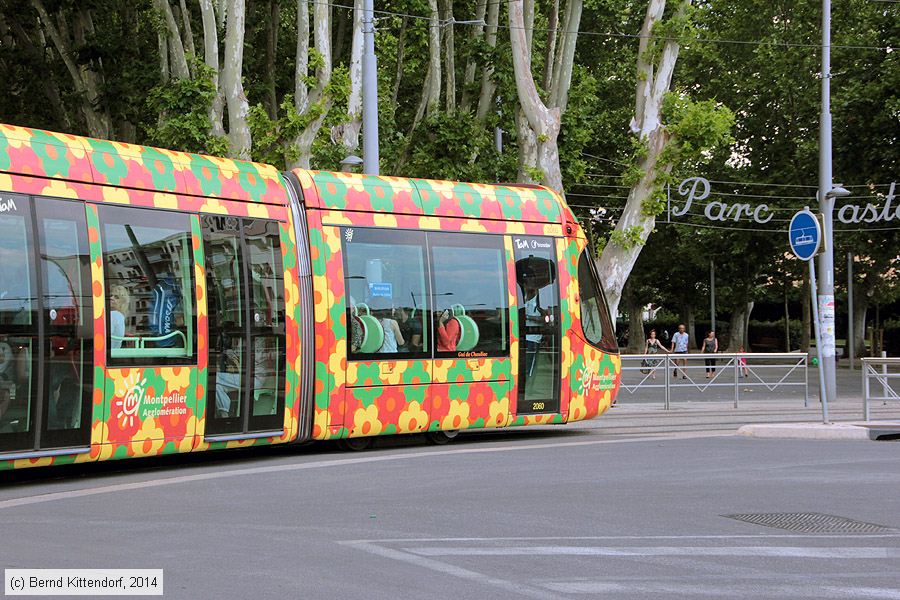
[{"xmin": 737, "ymin": 422, "xmax": 900, "ymax": 441}]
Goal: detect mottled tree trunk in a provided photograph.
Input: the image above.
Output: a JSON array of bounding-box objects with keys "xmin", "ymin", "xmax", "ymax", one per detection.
[
  {"xmin": 199, "ymin": 0, "xmax": 225, "ymax": 137},
  {"xmin": 223, "ymin": 0, "xmax": 251, "ymax": 158},
  {"xmin": 682, "ymin": 303, "xmax": 696, "ymax": 351},
  {"xmin": 541, "ymin": 0, "xmax": 559, "ymax": 93},
  {"xmin": 157, "ymin": 0, "xmax": 190, "ymax": 80},
  {"xmin": 289, "ymin": 0, "xmax": 333, "ymax": 168},
  {"xmin": 548, "ymin": 0, "xmax": 582, "ymax": 113},
  {"xmin": 442, "ymin": 0, "xmax": 456, "ymax": 111},
  {"xmin": 178, "ymin": 0, "xmax": 196, "ymax": 63},
  {"xmin": 508, "ymin": 0, "xmax": 563, "ymax": 193},
  {"xmin": 295, "ymin": 0, "xmax": 310, "ymax": 112},
  {"xmin": 341, "ymin": 0, "xmax": 363, "ymax": 150},
  {"xmin": 264, "ymin": 0, "xmax": 280, "ymax": 119},
  {"xmin": 726, "ymin": 301, "xmax": 753, "ymax": 352},
  {"xmin": 852, "ymin": 293, "xmax": 868, "ymax": 359},
  {"xmin": 459, "ymin": 0, "xmax": 487, "ymax": 112},
  {"xmin": 390, "ymin": 16, "xmax": 408, "ymax": 106},
  {"xmin": 474, "ymin": 0, "xmax": 499, "ymax": 121},
  {"xmin": 30, "ymin": 0, "xmax": 111, "ymax": 138},
  {"xmin": 596, "ymin": 0, "xmax": 689, "ymax": 319},
  {"xmin": 623, "ymin": 282, "xmax": 644, "ymax": 354},
  {"xmin": 425, "ymin": 0, "xmax": 441, "ymax": 117}
]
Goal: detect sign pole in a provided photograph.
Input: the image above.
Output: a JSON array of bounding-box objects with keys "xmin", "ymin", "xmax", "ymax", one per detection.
[
  {"xmin": 710, "ymin": 260, "xmax": 716, "ymax": 334},
  {"xmin": 809, "ymin": 259, "xmax": 829, "ymax": 423},
  {"xmin": 847, "ymin": 252, "xmax": 854, "ymax": 370},
  {"xmin": 817, "ymin": 0, "xmax": 837, "ymax": 404},
  {"xmin": 789, "ymin": 207, "xmax": 828, "ymax": 424}
]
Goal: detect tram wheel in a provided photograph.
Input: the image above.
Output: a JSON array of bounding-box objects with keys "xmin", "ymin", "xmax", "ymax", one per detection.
[
  {"xmin": 338, "ymin": 437, "xmax": 373, "ymax": 451},
  {"xmin": 425, "ymin": 430, "xmax": 459, "ymax": 445}
]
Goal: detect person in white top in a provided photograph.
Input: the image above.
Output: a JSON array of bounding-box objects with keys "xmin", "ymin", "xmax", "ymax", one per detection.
[
  {"xmin": 669, "ymin": 323, "xmax": 690, "ymax": 379},
  {"xmin": 109, "ymin": 285, "xmax": 130, "ymax": 349},
  {"xmin": 378, "ymin": 309, "xmax": 405, "ymax": 353}
]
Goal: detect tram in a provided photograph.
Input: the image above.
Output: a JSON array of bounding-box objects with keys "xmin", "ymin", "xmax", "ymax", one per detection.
[{"xmin": 0, "ymin": 124, "xmax": 620, "ymax": 471}]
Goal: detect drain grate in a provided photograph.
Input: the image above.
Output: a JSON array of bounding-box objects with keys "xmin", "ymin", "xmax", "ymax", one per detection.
[{"xmin": 722, "ymin": 512, "xmax": 896, "ymax": 534}]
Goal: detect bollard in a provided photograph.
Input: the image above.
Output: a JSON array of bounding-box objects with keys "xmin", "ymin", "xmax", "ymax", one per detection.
[
  {"xmin": 664, "ymin": 354, "xmax": 671, "ymax": 410},
  {"xmin": 804, "ymin": 354, "xmax": 809, "ymax": 408},
  {"xmin": 862, "ymin": 359, "xmax": 869, "ymax": 421},
  {"xmin": 733, "ymin": 355, "xmax": 739, "ymax": 409}
]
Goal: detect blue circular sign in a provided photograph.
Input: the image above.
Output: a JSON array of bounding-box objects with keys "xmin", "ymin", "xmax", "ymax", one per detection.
[{"xmin": 788, "ymin": 210, "xmax": 821, "ymax": 261}]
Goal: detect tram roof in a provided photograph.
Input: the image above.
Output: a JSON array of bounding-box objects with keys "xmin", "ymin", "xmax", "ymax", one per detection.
[
  {"xmin": 0, "ymin": 124, "xmax": 287, "ymax": 205},
  {"xmin": 0, "ymin": 124, "xmax": 575, "ymax": 226},
  {"xmin": 293, "ymin": 169, "xmax": 572, "ymax": 225}
]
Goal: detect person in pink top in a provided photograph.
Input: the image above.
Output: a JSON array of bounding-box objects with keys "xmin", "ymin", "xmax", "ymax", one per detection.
[{"xmin": 437, "ymin": 309, "xmax": 460, "ymax": 352}]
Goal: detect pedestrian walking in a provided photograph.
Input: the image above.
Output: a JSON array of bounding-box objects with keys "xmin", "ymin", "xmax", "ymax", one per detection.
[
  {"xmin": 702, "ymin": 330, "xmax": 718, "ymax": 378},
  {"xmin": 644, "ymin": 329, "xmax": 668, "ymax": 379},
  {"xmin": 670, "ymin": 324, "xmax": 690, "ymax": 379},
  {"xmin": 738, "ymin": 345, "xmax": 749, "ymax": 378}
]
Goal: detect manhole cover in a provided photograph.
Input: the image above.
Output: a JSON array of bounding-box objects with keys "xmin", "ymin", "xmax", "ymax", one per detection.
[{"xmin": 722, "ymin": 512, "xmax": 895, "ymax": 534}]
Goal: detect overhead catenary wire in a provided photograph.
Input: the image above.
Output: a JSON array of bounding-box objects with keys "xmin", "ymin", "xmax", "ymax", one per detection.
[
  {"xmin": 305, "ymin": 0, "xmax": 893, "ymax": 52},
  {"xmin": 582, "ymin": 173, "xmax": 897, "ymax": 192}
]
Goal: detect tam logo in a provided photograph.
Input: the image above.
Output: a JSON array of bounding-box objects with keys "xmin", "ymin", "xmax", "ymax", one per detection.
[
  {"xmin": 0, "ymin": 198, "xmax": 18, "ymax": 214},
  {"xmin": 116, "ymin": 377, "xmax": 148, "ymax": 428}
]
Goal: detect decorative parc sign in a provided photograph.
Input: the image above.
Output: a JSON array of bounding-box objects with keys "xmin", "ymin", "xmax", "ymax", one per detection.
[{"xmin": 668, "ymin": 178, "xmax": 898, "ymax": 226}]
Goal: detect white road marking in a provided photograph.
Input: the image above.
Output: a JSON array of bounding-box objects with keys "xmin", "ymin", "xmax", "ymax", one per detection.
[
  {"xmin": 404, "ymin": 545, "xmax": 900, "ymax": 559},
  {"xmin": 337, "ymin": 541, "xmax": 564, "ymax": 600},
  {"xmin": 344, "ymin": 538, "xmax": 900, "ymax": 599},
  {"xmin": 343, "ymin": 533, "xmax": 900, "ymax": 542},
  {"xmin": 541, "ymin": 581, "xmax": 900, "ymax": 599},
  {"xmin": 0, "ymin": 433, "xmax": 728, "ymax": 509}
]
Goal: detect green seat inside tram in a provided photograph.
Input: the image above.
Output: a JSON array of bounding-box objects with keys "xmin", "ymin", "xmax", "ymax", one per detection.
[
  {"xmin": 253, "ymin": 390, "xmax": 277, "ymax": 416},
  {"xmin": 355, "ymin": 304, "xmax": 385, "ymax": 353},
  {"xmin": 452, "ymin": 304, "xmax": 479, "ymax": 352}
]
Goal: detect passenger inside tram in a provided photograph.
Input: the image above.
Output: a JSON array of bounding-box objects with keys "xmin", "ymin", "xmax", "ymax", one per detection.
[
  {"xmin": 436, "ymin": 308, "xmax": 460, "ymax": 352},
  {"xmin": 371, "ymin": 299, "xmax": 404, "ymax": 354},
  {"xmin": 396, "ymin": 307, "xmax": 422, "ymax": 353},
  {"xmin": 109, "ymin": 284, "xmax": 131, "ymax": 349}
]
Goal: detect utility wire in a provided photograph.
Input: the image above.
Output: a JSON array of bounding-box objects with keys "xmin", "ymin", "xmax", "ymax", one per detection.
[
  {"xmin": 306, "ymin": 0, "xmax": 893, "ymax": 51},
  {"xmin": 582, "ymin": 173, "xmax": 897, "ymax": 191}
]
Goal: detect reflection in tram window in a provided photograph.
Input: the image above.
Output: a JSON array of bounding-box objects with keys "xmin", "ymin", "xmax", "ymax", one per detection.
[
  {"xmin": 40, "ymin": 212, "xmax": 92, "ymax": 434},
  {"xmin": 245, "ymin": 220, "xmax": 285, "ymax": 419},
  {"xmin": 577, "ymin": 250, "xmax": 606, "ymax": 347},
  {"xmin": 341, "ymin": 227, "xmax": 428, "ymax": 359},
  {"xmin": 0, "ymin": 196, "xmax": 36, "ymax": 444},
  {"xmin": 100, "ymin": 206, "xmax": 196, "ymax": 365},
  {"xmin": 202, "ymin": 215, "xmax": 285, "ymax": 434},
  {"xmin": 430, "ymin": 233, "xmax": 508, "ymax": 357},
  {"xmin": 513, "ymin": 236, "xmax": 561, "ymax": 414}
]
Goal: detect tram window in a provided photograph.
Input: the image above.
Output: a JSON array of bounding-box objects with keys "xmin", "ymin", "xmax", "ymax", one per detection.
[
  {"xmin": 0, "ymin": 194, "xmax": 37, "ymax": 440},
  {"xmin": 99, "ymin": 206, "xmax": 196, "ymax": 365},
  {"xmin": 577, "ymin": 250, "xmax": 609, "ymax": 348},
  {"xmin": 37, "ymin": 200, "xmax": 94, "ymax": 438},
  {"xmin": 429, "ymin": 233, "xmax": 508, "ymax": 357},
  {"xmin": 341, "ymin": 227, "xmax": 428, "ymax": 360}
]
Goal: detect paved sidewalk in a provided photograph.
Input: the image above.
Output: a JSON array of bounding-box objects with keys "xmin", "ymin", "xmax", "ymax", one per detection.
[
  {"xmin": 562, "ymin": 399, "xmax": 900, "ymax": 439},
  {"xmin": 738, "ymin": 420, "xmax": 900, "ymax": 440}
]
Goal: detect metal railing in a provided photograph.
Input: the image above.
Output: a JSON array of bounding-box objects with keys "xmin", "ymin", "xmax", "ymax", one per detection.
[
  {"xmin": 862, "ymin": 357, "xmax": 900, "ymax": 421},
  {"xmin": 618, "ymin": 352, "xmax": 809, "ymax": 409}
]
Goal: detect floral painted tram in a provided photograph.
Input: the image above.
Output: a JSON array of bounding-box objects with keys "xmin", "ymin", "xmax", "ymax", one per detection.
[{"xmin": 0, "ymin": 124, "xmax": 621, "ymax": 471}]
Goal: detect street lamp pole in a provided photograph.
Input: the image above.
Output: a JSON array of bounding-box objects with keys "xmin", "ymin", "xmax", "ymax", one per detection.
[
  {"xmin": 362, "ymin": 0, "xmax": 379, "ymax": 175},
  {"xmin": 817, "ymin": 0, "xmax": 837, "ymax": 404}
]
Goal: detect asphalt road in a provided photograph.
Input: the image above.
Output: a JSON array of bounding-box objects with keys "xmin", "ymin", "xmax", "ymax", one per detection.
[{"xmin": 1, "ymin": 428, "xmax": 899, "ymax": 599}]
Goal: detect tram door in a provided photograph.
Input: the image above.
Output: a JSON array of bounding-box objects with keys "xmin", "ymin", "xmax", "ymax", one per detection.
[
  {"xmin": 202, "ymin": 215, "xmax": 286, "ymax": 436},
  {"xmin": 512, "ymin": 236, "xmax": 561, "ymax": 415},
  {"xmin": 0, "ymin": 194, "xmax": 93, "ymax": 454}
]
